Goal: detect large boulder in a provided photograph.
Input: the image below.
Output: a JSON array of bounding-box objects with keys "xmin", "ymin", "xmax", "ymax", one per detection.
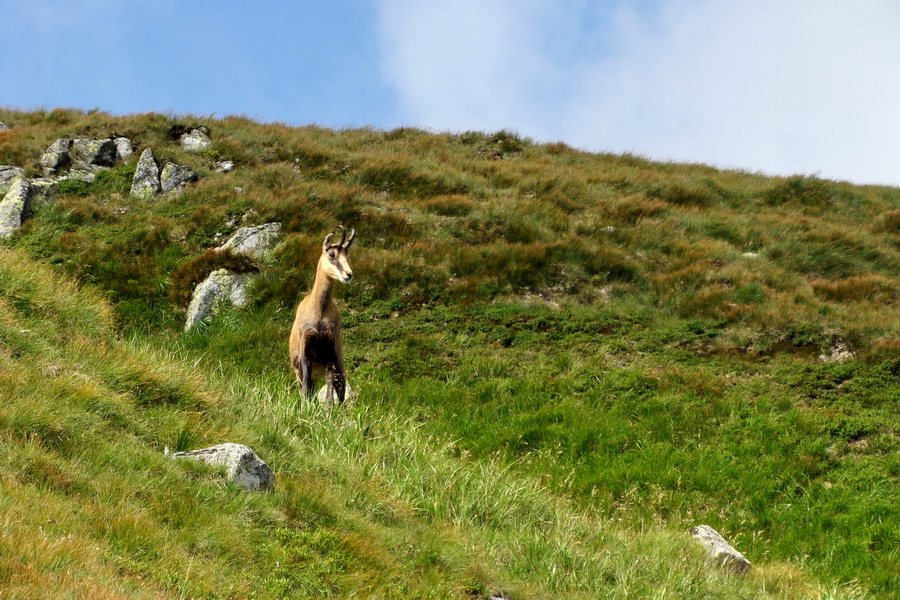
[
  {"xmin": 70, "ymin": 138, "xmax": 117, "ymax": 170},
  {"xmin": 184, "ymin": 268, "xmax": 249, "ymax": 330},
  {"xmin": 180, "ymin": 128, "xmax": 212, "ymax": 151},
  {"xmin": 691, "ymin": 525, "xmax": 751, "ymax": 573},
  {"xmin": 0, "ymin": 178, "xmax": 33, "ymax": 239},
  {"xmin": 40, "ymin": 139, "xmax": 72, "ymax": 175},
  {"xmin": 131, "ymin": 148, "xmax": 160, "ymax": 199},
  {"xmin": 170, "ymin": 443, "xmax": 274, "ymax": 491},
  {"xmin": 0, "ymin": 166, "xmax": 26, "ymax": 195},
  {"xmin": 160, "ymin": 162, "xmax": 197, "ymax": 194},
  {"xmin": 219, "ymin": 222, "xmax": 282, "ymax": 257}
]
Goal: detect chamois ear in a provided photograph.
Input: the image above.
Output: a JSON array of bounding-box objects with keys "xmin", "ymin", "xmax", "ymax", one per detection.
[
  {"xmin": 322, "ymin": 231, "xmax": 336, "ymax": 252},
  {"xmin": 342, "ymin": 228, "xmax": 356, "ymax": 250}
]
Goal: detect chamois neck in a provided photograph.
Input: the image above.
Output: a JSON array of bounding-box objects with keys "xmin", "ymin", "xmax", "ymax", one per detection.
[{"xmin": 310, "ymin": 263, "xmax": 335, "ymax": 308}]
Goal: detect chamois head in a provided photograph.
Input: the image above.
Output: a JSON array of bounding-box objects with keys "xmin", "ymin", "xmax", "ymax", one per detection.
[{"xmin": 319, "ymin": 225, "xmax": 355, "ymax": 284}]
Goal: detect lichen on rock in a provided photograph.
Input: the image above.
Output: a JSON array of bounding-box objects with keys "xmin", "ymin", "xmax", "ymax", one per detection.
[
  {"xmin": 184, "ymin": 268, "xmax": 249, "ymax": 330},
  {"xmin": 131, "ymin": 148, "xmax": 161, "ymax": 199},
  {"xmin": 0, "ymin": 178, "xmax": 33, "ymax": 239},
  {"xmin": 160, "ymin": 162, "xmax": 197, "ymax": 194}
]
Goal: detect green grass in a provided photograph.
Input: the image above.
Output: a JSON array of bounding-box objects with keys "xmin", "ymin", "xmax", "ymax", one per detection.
[{"xmin": 1, "ymin": 107, "xmax": 898, "ymax": 597}]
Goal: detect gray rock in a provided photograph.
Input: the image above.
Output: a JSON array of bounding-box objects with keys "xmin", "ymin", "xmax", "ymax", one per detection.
[
  {"xmin": 0, "ymin": 178, "xmax": 33, "ymax": 238},
  {"xmin": 691, "ymin": 525, "xmax": 751, "ymax": 573},
  {"xmin": 170, "ymin": 443, "xmax": 274, "ymax": 491},
  {"xmin": 219, "ymin": 222, "xmax": 282, "ymax": 258},
  {"xmin": 181, "ymin": 128, "xmax": 212, "ymax": 151},
  {"xmin": 184, "ymin": 268, "xmax": 249, "ymax": 330},
  {"xmin": 40, "ymin": 139, "xmax": 72, "ymax": 175},
  {"xmin": 160, "ymin": 162, "xmax": 197, "ymax": 194},
  {"xmin": 0, "ymin": 122, "xmax": 8, "ymax": 131},
  {"xmin": 131, "ymin": 148, "xmax": 160, "ymax": 199},
  {"xmin": 70, "ymin": 138, "xmax": 117, "ymax": 170},
  {"xmin": 29, "ymin": 178, "xmax": 59, "ymax": 209},
  {"xmin": 114, "ymin": 137, "xmax": 133, "ymax": 162},
  {"xmin": 214, "ymin": 160, "xmax": 234, "ymax": 173},
  {"xmin": 0, "ymin": 166, "xmax": 26, "ymax": 194}
]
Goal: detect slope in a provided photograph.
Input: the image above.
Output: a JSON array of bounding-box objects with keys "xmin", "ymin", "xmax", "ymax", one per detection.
[{"xmin": 1, "ymin": 108, "xmax": 898, "ymax": 597}]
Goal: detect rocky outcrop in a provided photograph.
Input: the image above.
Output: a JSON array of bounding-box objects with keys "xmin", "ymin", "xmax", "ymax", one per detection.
[
  {"xmin": 219, "ymin": 222, "xmax": 282, "ymax": 258},
  {"xmin": 41, "ymin": 136, "xmax": 132, "ymax": 178},
  {"xmin": 131, "ymin": 149, "xmax": 197, "ymax": 198},
  {"xmin": 0, "ymin": 166, "xmax": 26, "ymax": 194},
  {"xmin": 169, "ymin": 443, "xmax": 274, "ymax": 491},
  {"xmin": 180, "ymin": 128, "xmax": 212, "ymax": 151},
  {"xmin": 691, "ymin": 525, "xmax": 751, "ymax": 573},
  {"xmin": 131, "ymin": 148, "xmax": 161, "ymax": 199},
  {"xmin": 0, "ymin": 178, "xmax": 32, "ymax": 239},
  {"xmin": 40, "ymin": 139, "xmax": 72, "ymax": 175},
  {"xmin": 184, "ymin": 268, "xmax": 250, "ymax": 330},
  {"xmin": 70, "ymin": 138, "xmax": 117, "ymax": 170},
  {"xmin": 160, "ymin": 162, "xmax": 197, "ymax": 194}
]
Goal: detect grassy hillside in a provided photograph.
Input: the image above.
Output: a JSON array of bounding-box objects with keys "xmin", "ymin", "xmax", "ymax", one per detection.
[{"xmin": 1, "ymin": 108, "xmax": 898, "ymax": 598}]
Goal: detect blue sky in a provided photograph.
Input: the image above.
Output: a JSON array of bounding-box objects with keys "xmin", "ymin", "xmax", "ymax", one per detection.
[{"xmin": 3, "ymin": 0, "xmax": 900, "ymax": 186}]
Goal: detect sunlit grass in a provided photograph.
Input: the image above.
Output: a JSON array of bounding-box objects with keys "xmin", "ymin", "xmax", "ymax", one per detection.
[{"xmin": 0, "ymin": 107, "xmax": 897, "ymax": 596}]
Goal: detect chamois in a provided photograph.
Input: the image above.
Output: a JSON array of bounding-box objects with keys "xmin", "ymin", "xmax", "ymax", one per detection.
[{"xmin": 289, "ymin": 226, "xmax": 356, "ymax": 404}]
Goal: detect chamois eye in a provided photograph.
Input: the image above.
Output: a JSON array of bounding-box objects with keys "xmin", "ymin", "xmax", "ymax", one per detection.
[{"xmin": 328, "ymin": 251, "xmax": 336, "ymax": 259}]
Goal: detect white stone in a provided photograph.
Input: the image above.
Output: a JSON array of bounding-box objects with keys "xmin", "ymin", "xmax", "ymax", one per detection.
[
  {"xmin": 131, "ymin": 148, "xmax": 160, "ymax": 199},
  {"xmin": 219, "ymin": 222, "xmax": 281, "ymax": 258},
  {"xmin": 315, "ymin": 382, "xmax": 355, "ymax": 406},
  {"xmin": 0, "ymin": 178, "xmax": 32, "ymax": 239},
  {"xmin": 184, "ymin": 268, "xmax": 249, "ymax": 330},
  {"xmin": 160, "ymin": 162, "xmax": 197, "ymax": 194},
  {"xmin": 171, "ymin": 443, "xmax": 274, "ymax": 491},
  {"xmin": 181, "ymin": 128, "xmax": 212, "ymax": 151},
  {"xmin": 40, "ymin": 139, "xmax": 71, "ymax": 175},
  {"xmin": 691, "ymin": 525, "xmax": 751, "ymax": 573},
  {"xmin": 215, "ymin": 160, "xmax": 234, "ymax": 173},
  {"xmin": 114, "ymin": 137, "xmax": 134, "ymax": 161}
]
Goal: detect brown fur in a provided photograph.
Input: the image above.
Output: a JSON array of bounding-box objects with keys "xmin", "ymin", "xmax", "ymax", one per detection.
[{"xmin": 289, "ymin": 226, "xmax": 355, "ymax": 403}]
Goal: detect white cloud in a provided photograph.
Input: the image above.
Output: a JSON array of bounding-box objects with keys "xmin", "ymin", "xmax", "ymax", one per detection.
[{"xmin": 376, "ymin": 0, "xmax": 900, "ymax": 185}]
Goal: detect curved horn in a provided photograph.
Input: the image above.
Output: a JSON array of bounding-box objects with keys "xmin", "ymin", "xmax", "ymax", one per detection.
[
  {"xmin": 322, "ymin": 231, "xmax": 335, "ymax": 252},
  {"xmin": 343, "ymin": 228, "xmax": 356, "ymax": 249},
  {"xmin": 336, "ymin": 225, "xmax": 346, "ymax": 247}
]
